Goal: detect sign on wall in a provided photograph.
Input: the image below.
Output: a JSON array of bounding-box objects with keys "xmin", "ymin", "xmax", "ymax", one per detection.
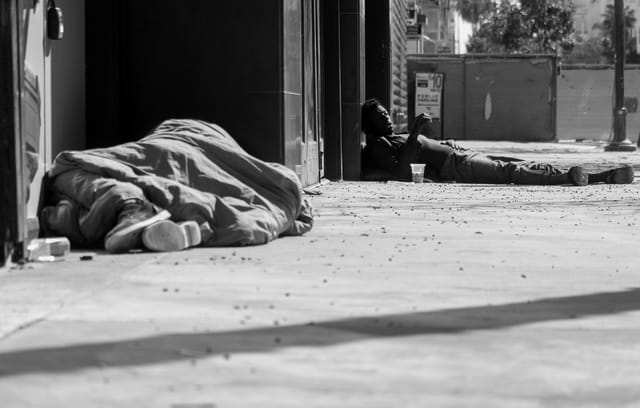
[{"xmin": 415, "ymin": 72, "xmax": 443, "ymax": 119}]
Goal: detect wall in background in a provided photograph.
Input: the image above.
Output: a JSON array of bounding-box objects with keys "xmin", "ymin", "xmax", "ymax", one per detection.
[{"xmin": 51, "ymin": 0, "xmax": 86, "ymax": 156}]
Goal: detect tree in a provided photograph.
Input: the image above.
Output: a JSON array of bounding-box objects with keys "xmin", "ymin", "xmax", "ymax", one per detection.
[
  {"xmin": 466, "ymin": 0, "xmax": 576, "ymax": 54},
  {"xmin": 592, "ymin": 4, "xmax": 637, "ymax": 63},
  {"xmin": 562, "ymin": 36, "xmax": 606, "ymax": 64},
  {"xmin": 457, "ymin": 0, "xmax": 493, "ymax": 26}
]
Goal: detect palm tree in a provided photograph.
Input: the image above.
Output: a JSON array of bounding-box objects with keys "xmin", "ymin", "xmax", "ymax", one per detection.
[{"xmin": 592, "ymin": 4, "xmax": 637, "ymax": 62}]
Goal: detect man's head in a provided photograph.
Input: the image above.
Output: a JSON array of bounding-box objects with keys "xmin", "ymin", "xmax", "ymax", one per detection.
[{"xmin": 361, "ymin": 98, "xmax": 394, "ymax": 137}]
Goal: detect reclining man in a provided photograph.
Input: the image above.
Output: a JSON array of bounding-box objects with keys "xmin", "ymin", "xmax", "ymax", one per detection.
[{"xmin": 361, "ymin": 98, "xmax": 635, "ymax": 186}]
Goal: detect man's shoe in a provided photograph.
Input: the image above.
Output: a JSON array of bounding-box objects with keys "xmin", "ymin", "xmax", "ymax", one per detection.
[
  {"xmin": 104, "ymin": 202, "xmax": 171, "ymax": 253},
  {"xmin": 142, "ymin": 220, "xmax": 202, "ymax": 252},
  {"xmin": 568, "ymin": 166, "xmax": 588, "ymax": 186},
  {"xmin": 604, "ymin": 165, "xmax": 635, "ymax": 184}
]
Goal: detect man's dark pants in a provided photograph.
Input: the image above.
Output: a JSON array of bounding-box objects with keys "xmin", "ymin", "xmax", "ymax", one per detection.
[{"xmin": 439, "ymin": 152, "xmax": 565, "ymax": 185}]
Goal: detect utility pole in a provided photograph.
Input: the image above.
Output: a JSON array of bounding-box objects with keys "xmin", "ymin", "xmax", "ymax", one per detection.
[{"xmin": 606, "ymin": 0, "xmax": 637, "ymax": 151}]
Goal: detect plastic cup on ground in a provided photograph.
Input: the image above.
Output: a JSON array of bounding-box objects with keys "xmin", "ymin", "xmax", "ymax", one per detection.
[{"xmin": 410, "ymin": 163, "xmax": 426, "ymax": 183}]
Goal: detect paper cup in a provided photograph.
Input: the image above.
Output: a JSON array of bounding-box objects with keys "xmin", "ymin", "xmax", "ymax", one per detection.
[{"xmin": 409, "ymin": 163, "xmax": 426, "ymax": 183}]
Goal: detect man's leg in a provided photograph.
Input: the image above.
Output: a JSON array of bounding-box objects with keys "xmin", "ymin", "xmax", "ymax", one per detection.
[
  {"xmin": 588, "ymin": 165, "xmax": 635, "ymax": 184},
  {"xmin": 439, "ymin": 152, "xmax": 587, "ymax": 186},
  {"xmin": 44, "ymin": 169, "xmax": 202, "ymax": 253},
  {"xmin": 46, "ymin": 169, "xmax": 149, "ymax": 243},
  {"xmin": 44, "ymin": 169, "xmax": 169, "ymax": 252}
]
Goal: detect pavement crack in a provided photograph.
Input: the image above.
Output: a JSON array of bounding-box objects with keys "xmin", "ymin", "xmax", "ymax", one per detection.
[{"xmin": 0, "ymin": 315, "xmax": 48, "ymax": 343}]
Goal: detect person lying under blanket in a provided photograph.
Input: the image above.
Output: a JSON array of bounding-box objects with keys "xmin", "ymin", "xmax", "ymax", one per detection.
[
  {"xmin": 361, "ymin": 98, "xmax": 635, "ymax": 186},
  {"xmin": 40, "ymin": 119, "xmax": 313, "ymax": 253}
]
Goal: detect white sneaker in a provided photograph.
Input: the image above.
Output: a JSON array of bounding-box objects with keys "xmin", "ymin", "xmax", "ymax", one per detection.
[
  {"xmin": 142, "ymin": 220, "xmax": 202, "ymax": 252},
  {"xmin": 104, "ymin": 205, "xmax": 171, "ymax": 253}
]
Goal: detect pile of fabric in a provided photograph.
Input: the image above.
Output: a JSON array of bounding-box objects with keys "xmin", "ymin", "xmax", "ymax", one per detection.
[{"xmin": 42, "ymin": 119, "xmax": 313, "ymax": 251}]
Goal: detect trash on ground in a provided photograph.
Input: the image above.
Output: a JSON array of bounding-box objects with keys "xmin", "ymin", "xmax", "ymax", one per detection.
[{"xmin": 26, "ymin": 237, "xmax": 70, "ymax": 262}]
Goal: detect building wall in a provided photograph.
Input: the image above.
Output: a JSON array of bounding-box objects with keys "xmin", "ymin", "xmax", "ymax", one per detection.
[
  {"xmin": 423, "ymin": 6, "xmax": 440, "ymax": 42},
  {"xmin": 420, "ymin": 0, "xmax": 469, "ymax": 53},
  {"xmin": 557, "ymin": 66, "xmax": 640, "ymax": 142},
  {"xmin": 86, "ymin": 0, "xmax": 302, "ymax": 169},
  {"xmin": 390, "ymin": 0, "xmax": 408, "ymax": 124},
  {"xmin": 421, "ymin": 0, "xmax": 443, "ymax": 44},
  {"xmin": 51, "ymin": 0, "xmax": 86, "ymax": 157},
  {"xmin": 365, "ymin": 0, "xmax": 408, "ymax": 129},
  {"xmin": 366, "ymin": 0, "xmax": 391, "ymax": 107}
]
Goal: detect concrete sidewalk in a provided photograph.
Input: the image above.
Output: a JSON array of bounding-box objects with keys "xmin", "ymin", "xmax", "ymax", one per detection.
[{"xmin": 1, "ymin": 142, "xmax": 639, "ymax": 407}]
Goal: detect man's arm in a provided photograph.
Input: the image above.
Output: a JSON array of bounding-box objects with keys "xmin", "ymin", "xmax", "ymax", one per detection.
[
  {"xmin": 440, "ymin": 139, "xmax": 467, "ymax": 151},
  {"xmin": 392, "ymin": 113, "xmax": 432, "ymax": 179},
  {"xmin": 366, "ymin": 137, "xmax": 403, "ymax": 174},
  {"xmin": 407, "ymin": 113, "xmax": 433, "ymax": 142}
]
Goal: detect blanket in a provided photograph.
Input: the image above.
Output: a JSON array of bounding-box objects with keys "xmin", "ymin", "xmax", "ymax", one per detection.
[{"xmin": 48, "ymin": 119, "xmax": 313, "ymax": 246}]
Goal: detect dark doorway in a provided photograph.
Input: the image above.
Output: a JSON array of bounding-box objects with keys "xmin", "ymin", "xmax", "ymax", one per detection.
[{"xmin": 86, "ymin": 1, "xmax": 289, "ymax": 165}]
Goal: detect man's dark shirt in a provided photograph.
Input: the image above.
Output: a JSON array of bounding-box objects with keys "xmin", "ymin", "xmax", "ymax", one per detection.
[{"xmin": 363, "ymin": 133, "xmax": 454, "ymax": 180}]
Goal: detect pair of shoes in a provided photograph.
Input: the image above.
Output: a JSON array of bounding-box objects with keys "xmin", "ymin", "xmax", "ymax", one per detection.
[
  {"xmin": 104, "ymin": 202, "xmax": 172, "ymax": 253},
  {"xmin": 142, "ymin": 220, "xmax": 202, "ymax": 252},
  {"xmin": 604, "ymin": 165, "xmax": 635, "ymax": 184},
  {"xmin": 568, "ymin": 166, "xmax": 588, "ymax": 186},
  {"xmin": 104, "ymin": 201, "xmax": 203, "ymax": 253}
]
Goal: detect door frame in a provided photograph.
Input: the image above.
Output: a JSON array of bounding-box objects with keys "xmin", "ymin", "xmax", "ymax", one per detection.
[
  {"xmin": 0, "ymin": 0, "xmax": 27, "ymax": 265},
  {"xmin": 320, "ymin": 0, "xmax": 343, "ymax": 180},
  {"xmin": 301, "ymin": 0, "xmax": 323, "ymax": 186}
]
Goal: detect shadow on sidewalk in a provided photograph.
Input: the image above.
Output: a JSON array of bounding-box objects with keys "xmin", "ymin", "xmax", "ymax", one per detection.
[{"xmin": 1, "ymin": 287, "xmax": 639, "ymax": 377}]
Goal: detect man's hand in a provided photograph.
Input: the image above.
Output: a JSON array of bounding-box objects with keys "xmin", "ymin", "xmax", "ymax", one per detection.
[
  {"xmin": 441, "ymin": 139, "xmax": 467, "ymax": 151},
  {"xmin": 410, "ymin": 113, "xmax": 433, "ymax": 136}
]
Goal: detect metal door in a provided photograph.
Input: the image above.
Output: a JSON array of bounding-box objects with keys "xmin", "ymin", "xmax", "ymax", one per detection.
[
  {"xmin": 0, "ymin": 0, "xmax": 51, "ymax": 264},
  {"xmin": 464, "ymin": 58, "xmax": 556, "ymax": 141}
]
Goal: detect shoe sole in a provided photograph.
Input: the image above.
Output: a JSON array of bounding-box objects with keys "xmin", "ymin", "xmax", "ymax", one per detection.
[
  {"xmin": 105, "ymin": 210, "xmax": 172, "ymax": 253},
  {"xmin": 142, "ymin": 220, "xmax": 202, "ymax": 252},
  {"xmin": 607, "ymin": 166, "xmax": 635, "ymax": 184}
]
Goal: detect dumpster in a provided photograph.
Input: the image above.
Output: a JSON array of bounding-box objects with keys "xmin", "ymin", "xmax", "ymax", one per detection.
[{"xmin": 407, "ymin": 54, "xmax": 558, "ymax": 141}]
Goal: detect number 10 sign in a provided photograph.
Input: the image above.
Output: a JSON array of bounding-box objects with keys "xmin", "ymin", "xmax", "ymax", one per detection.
[{"xmin": 415, "ymin": 72, "xmax": 443, "ymax": 119}]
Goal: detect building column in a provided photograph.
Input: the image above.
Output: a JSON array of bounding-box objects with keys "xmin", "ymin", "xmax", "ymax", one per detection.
[
  {"xmin": 322, "ymin": 0, "xmax": 343, "ymax": 180},
  {"xmin": 340, "ymin": 0, "xmax": 365, "ymax": 180}
]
